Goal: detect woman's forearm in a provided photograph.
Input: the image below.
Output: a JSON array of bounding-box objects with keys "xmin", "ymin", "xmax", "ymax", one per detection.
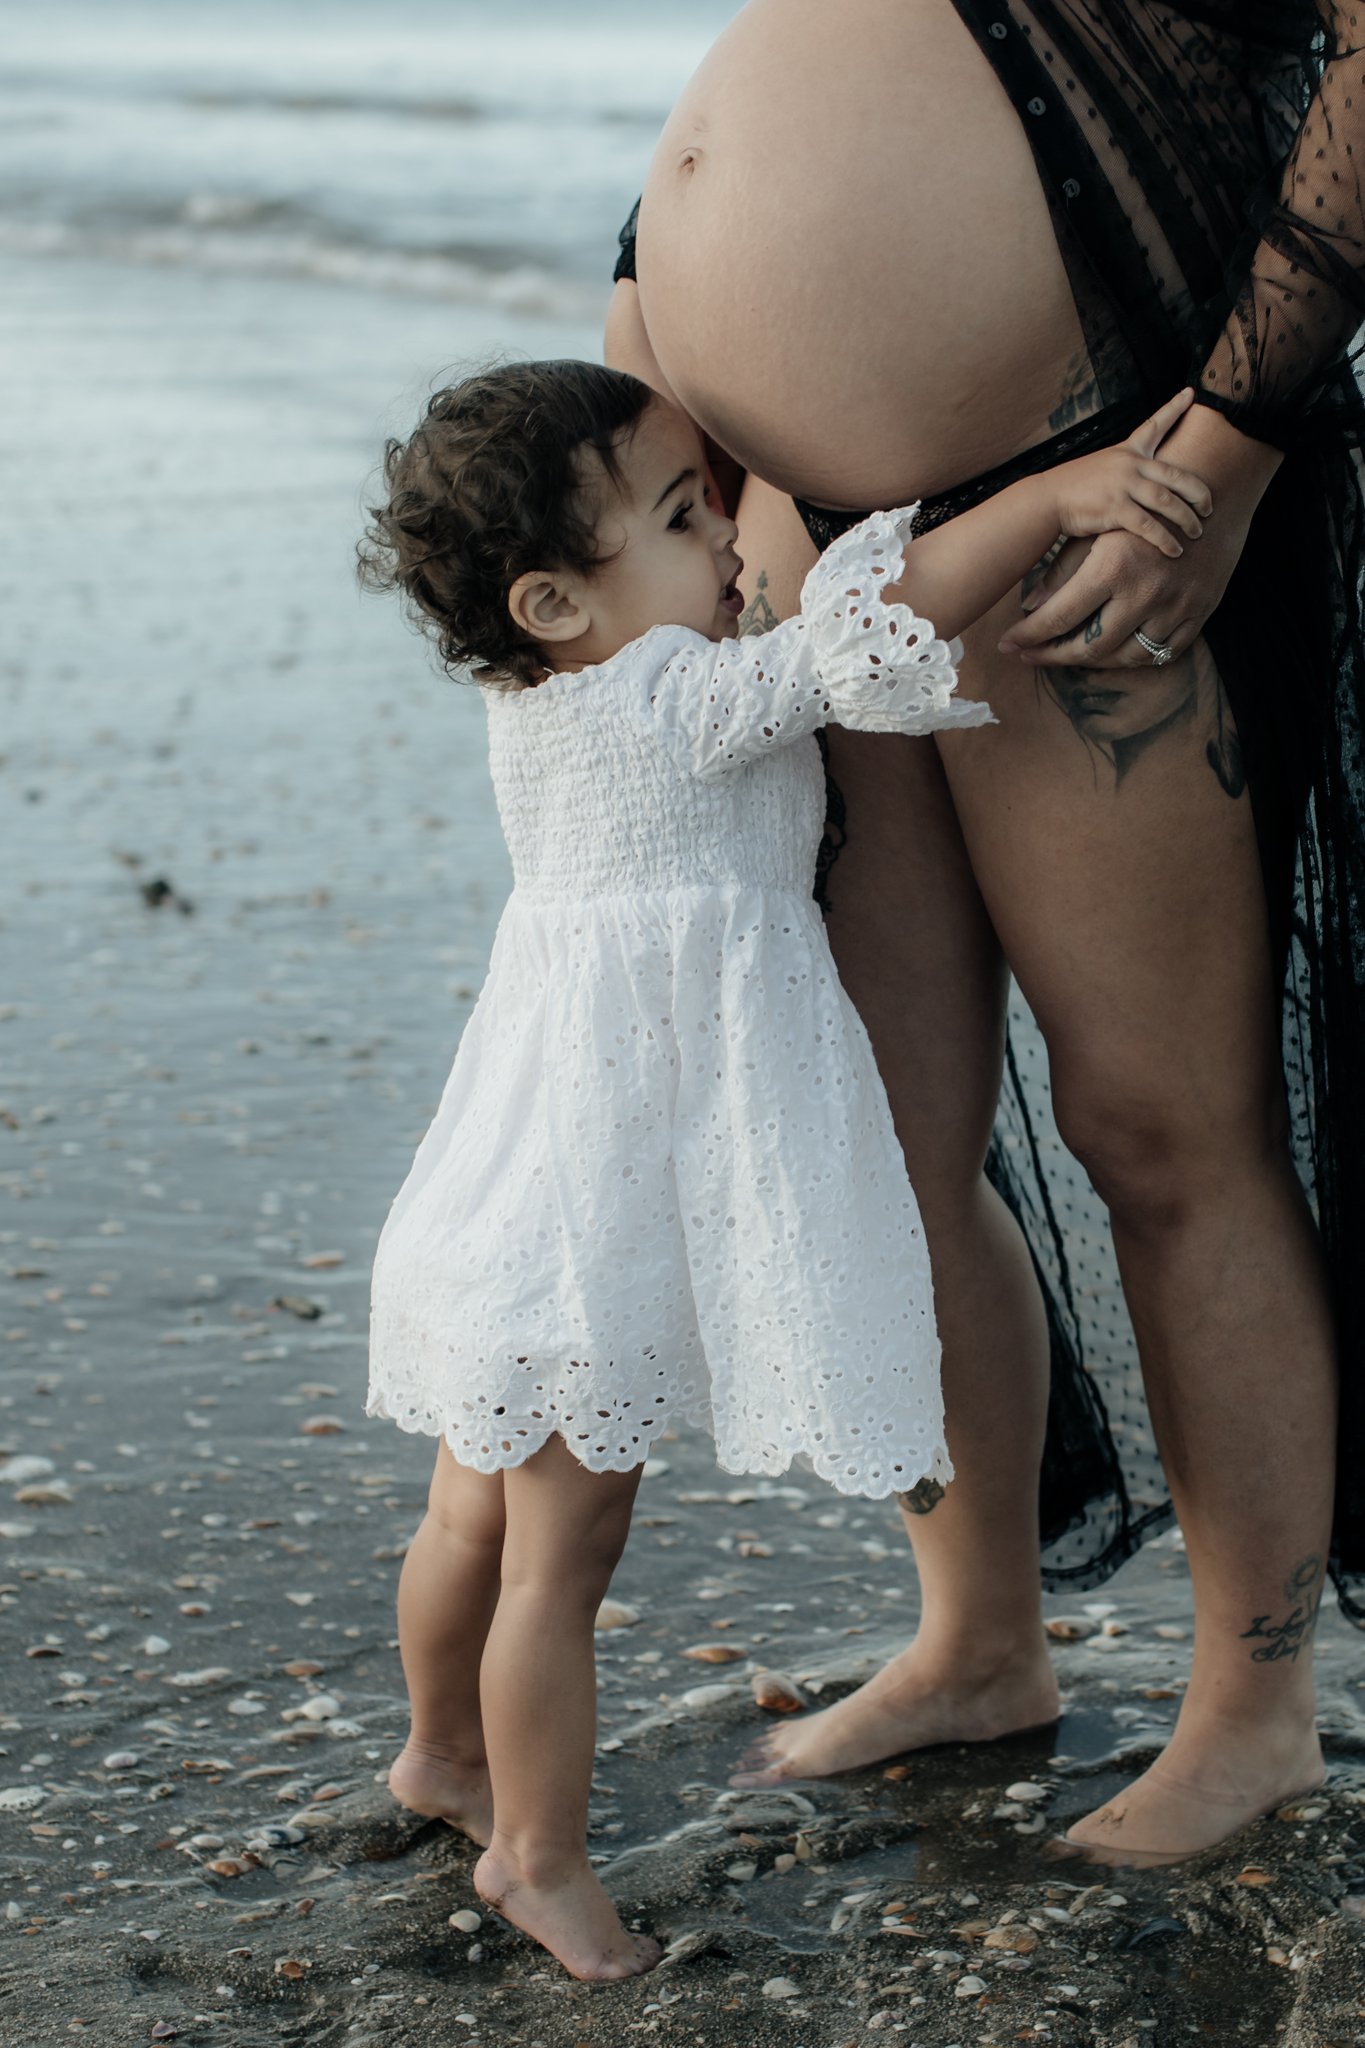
[{"xmin": 1166, "ymin": 401, "xmax": 1283, "ymax": 513}]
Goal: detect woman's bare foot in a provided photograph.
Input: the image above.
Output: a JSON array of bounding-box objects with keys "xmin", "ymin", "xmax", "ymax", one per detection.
[
  {"xmin": 1053, "ymin": 1716, "xmax": 1326, "ymax": 1868},
  {"xmin": 473, "ymin": 1840, "xmax": 662, "ymax": 1982},
  {"xmin": 388, "ymin": 1740, "xmax": 494, "ymax": 1848},
  {"xmin": 729, "ymin": 1636, "xmax": 1060, "ymax": 1786}
]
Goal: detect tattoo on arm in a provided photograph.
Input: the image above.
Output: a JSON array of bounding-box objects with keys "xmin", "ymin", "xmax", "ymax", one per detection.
[
  {"xmin": 1020, "ymin": 546, "xmax": 1061, "ymax": 607},
  {"xmin": 897, "ymin": 1476, "xmax": 946, "ymax": 1516},
  {"xmin": 1240, "ymin": 1554, "xmax": 1325, "ymax": 1663},
  {"xmin": 739, "ymin": 569, "xmax": 779, "ymax": 638}
]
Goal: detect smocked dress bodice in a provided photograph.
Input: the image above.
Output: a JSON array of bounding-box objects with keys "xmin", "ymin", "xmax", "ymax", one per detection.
[{"xmin": 487, "ymin": 655, "xmax": 827, "ymax": 904}]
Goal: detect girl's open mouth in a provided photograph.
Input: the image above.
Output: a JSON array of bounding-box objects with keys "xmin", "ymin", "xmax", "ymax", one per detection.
[{"xmin": 720, "ymin": 580, "xmax": 744, "ymax": 616}]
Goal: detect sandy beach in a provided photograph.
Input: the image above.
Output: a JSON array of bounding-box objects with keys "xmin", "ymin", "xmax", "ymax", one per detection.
[{"xmin": 2, "ymin": 58, "xmax": 1365, "ymax": 2047}]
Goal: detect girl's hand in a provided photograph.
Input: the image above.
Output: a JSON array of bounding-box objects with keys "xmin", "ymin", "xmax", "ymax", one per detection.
[
  {"xmin": 1051, "ymin": 389, "xmax": 1212, "ymax": 559},
  {"xmin": 1000, "ymin": 395, "xmax": 1282, "ymax": 670}
]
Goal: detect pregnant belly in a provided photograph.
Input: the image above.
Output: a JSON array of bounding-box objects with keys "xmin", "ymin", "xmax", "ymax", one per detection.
[{"xmin": 636, "ymin": 0, "xmax": 1090, "ymax": 506}]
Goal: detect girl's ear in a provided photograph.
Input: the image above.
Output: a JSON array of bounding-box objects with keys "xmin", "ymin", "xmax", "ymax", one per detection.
[{"xmin": 507, "ymin": 570, "xmax": 590, "ymax": 647}]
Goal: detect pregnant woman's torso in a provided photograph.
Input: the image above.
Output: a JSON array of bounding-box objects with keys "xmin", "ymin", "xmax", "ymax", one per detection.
[{"xmin": 636, "ymin": 0, "xmax": 1091, "ymax": 507}]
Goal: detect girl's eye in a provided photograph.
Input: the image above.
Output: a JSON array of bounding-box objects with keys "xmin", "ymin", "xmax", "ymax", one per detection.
[{"xmin": 668, "ymin": 502, "xmax": 693, "ymax": 532}]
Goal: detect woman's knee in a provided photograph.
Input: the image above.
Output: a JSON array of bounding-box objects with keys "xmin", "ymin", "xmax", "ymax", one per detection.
[{"xmin": 1050, "ymin": 1058, "xmax": 1289, "ymax": 1230}]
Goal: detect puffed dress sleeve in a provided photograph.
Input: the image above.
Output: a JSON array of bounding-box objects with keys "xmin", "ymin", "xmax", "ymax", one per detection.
[{"xmin": 637, "ymin": 508, "xmax": 993, "ymax": 783}]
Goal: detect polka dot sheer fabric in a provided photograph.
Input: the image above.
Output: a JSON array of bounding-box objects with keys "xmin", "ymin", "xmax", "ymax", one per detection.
[
  {"xmin": 367, "ymin": 513, "xmax": 982, "ymax": 1496},
  {"xmin": 956, "ymin": 3, "xmax": 1365, "ymax": 443}
]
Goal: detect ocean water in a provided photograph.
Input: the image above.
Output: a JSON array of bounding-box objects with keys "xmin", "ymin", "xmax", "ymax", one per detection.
[{"xmin": 0, "ymin": 0, "xmax": 735, "ymax": 319}]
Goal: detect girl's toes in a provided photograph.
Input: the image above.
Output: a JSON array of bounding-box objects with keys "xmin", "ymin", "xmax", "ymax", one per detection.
[
  {"xmin": 583, "ymin": 1932, "xmax": 662, "ymax": 1981},
  {"xmin": 620, "ymin": 1935, "xmax": 663, "ymax": 1978}
]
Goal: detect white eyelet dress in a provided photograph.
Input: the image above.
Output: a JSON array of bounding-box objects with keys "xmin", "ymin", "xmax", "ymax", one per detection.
[{"xmin": 367, "ymin": 509, "xmax": 993, "ymax": 1498}]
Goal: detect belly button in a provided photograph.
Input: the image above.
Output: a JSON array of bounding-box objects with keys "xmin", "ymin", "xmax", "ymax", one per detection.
[{"xmin": 677, "ymin": 146, "xmax": 703, "ymax": 174}]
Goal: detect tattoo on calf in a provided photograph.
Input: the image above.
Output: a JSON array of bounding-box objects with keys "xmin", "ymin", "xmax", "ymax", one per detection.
[
  {"xmin": 739, "ymin": 569, "xmax": 779, "ymax": 638},
  {"xmin": 898, "ymin": 1476, "xmax": 946, "ymax": 1516},
  {"xmin": 1240, "ymin": 1554, "xmax": 1325, "ymax": 1664}
]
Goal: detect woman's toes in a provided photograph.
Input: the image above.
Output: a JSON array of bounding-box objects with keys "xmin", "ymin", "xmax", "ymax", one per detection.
[
  {"xmin": 728, "ymin": 1760, "xmax": 789, "ymax": 1788},
  {"xmin": 728, "ymin": 1734, "xmax": 797, "ymax": 1787}
]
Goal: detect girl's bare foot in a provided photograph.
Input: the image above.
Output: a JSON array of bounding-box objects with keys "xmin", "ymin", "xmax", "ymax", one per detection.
[
  {"xmin": 1052, "ymin": 1717, "xmax": 1326, "ymax": 1868},
  {"xmin": 473, "ymin": 1841, "xmax": 662, "ymax": 1982},
  {"xmin": 388, "ymin": 1741, "xmax": 494, "ymax": 1848},
  {"xmin": 730, "ymin": 1636, "xmax": 1059, "ymax": 1786}
]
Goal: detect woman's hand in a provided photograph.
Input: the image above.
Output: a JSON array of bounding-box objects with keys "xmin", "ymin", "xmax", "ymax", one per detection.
[{"xmin": 998, "ymin": 396, "xmax": 1284, "ymax": 670}]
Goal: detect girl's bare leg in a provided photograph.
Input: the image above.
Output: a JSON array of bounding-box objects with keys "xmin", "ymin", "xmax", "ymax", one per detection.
[
  {"xmin": 729, "ymin": 483, "xmax": 1058, "ymax": 1788},
  {"xmin": 473, "ymin": 1436, "xmax": 660, "ymax": 1981},
  {"xmin": 388, "ymin": 1441, "xmax": 505, "ymax": 1845}
]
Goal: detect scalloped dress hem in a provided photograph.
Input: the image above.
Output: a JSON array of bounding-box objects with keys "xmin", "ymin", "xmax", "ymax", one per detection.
[{"xmin": 364, "ymin": 1381, "xmax": 954, "ymax": 1501}]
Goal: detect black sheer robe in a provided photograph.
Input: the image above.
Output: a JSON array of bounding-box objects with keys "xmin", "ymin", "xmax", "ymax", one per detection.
[{"xmin": 616, "ymin": 0, "xmax": 1365, "ymax": 1623}]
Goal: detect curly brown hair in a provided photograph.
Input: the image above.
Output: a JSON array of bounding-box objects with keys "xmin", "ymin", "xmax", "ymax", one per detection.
[{"xmin": 357, "ymin": 360, "xmax": 656, "ymax": 688}]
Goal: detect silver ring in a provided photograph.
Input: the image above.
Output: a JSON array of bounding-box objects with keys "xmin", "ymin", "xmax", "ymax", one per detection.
[{"xmin": 1133, "ymin": 628, "xmax": 1173, "ymax": 666}]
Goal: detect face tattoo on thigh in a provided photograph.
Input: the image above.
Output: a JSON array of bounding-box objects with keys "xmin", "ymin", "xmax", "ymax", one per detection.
[{"xmin": 1035, "ymin": 636, "xmax": 1245, "ymax": 796}]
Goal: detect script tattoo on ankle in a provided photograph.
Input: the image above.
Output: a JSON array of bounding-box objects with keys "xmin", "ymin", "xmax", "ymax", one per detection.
[
  {"xmin": 1240, "ymin": 1554, "xmax": 1325, "ymax": 1664},
  {"xmin": 898, "ymin": 1476, "xmax": 946, "ymax": 1516},
  {"xmin": 739, "ymin": 569, "xmax": 779, "ymax": 638}
]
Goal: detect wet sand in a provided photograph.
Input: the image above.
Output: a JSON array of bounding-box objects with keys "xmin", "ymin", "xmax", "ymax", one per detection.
[{"xmin": 2, "ymin": 250, "xmax": 1364, "ymax": 2045}]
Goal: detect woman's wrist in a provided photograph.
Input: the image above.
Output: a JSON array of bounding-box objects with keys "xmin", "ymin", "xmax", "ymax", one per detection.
[{"xmin": 1165, "ymin": 400, "xmax": 1283, "ymax": 518}]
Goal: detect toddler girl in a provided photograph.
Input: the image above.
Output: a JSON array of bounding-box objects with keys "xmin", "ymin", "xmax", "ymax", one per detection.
[{"xmin": 359, "ymin": 363, "xmax": 1208, "ymax": 1980}]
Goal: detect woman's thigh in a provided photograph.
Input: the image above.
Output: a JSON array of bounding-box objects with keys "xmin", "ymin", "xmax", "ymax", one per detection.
[
  {"xmin": 937, "ymin": 586, "xmax": 1283, "ymax": 1195},
  {"xmin": 734, "ymin": 479, "xmax": 1011, "ymax": 1195}
]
